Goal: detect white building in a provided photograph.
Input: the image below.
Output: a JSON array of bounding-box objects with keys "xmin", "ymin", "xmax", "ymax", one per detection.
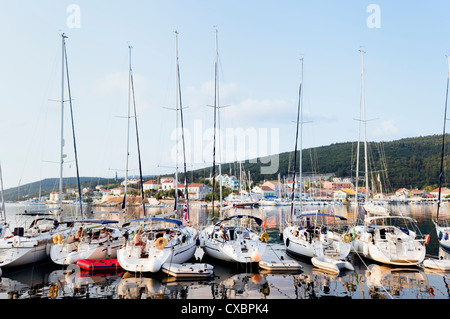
[
  {"xmin": 187, "ymin": 183, "xmax": 213, "ymax": 200},
  {"xmin": 143, "ymin": 180, "xmax": 161, "ymax": 191}
]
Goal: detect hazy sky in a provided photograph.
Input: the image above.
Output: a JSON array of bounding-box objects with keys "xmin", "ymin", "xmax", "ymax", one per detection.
[{"xmin": 1, "ymin": 1, "xmax": 449, "ymax": 190}]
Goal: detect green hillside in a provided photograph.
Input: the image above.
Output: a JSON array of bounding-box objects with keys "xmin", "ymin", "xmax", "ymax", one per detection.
[
  {"xmin": 4, "ymin": 134, "xmax": 448, "ymax": 201},
  {"xmin": 186, "ymin": 134, "xmax": 449, "ymax": 193}
]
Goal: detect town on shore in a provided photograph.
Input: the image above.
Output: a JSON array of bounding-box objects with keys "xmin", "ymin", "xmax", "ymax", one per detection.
[{"xmin": 29, "ymin": 172, "xmax": 449, "ymax": 208}]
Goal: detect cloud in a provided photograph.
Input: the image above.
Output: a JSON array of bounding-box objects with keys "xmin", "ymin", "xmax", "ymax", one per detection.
[{"xmin": 372, "ymin": 120, "xmax": 399, "ymax": 139}]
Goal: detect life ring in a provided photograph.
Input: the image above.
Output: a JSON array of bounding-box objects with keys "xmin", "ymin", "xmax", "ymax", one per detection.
[
  {"xmin": 260, "ymin": 232, "xmax": 269, "ymax": 243},
  {"xmin": 342, "ymin": 233, "xmax": 351, "ymax": 243},
  {"xmin": 155, "ymin": 237, "xmax": 167, "ymax": 250},
  {"xmin": 53, "ymin": 233, "xmax": 63, "ymax": 244}
]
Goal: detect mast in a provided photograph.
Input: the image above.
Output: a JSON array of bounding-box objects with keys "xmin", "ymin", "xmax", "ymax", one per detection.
[
  {"xmin": 289, "ymin": 58, "xmax": 303, "ymax": 222},
  {"xmin": 362, "ymin": 50, "xmax": 369, "ymax": 203},
  {"xmin": 175, "ymin": 31, "xmax": 190, "ymax": 222},
  {"xmin": 58, "ymin": 33, "xmax": 68, "ymax": 222},
  {"xmin": 354, "ymin": 50, "xmax": 364, "ymax": 214},
  {"xmin": 216, "ymin": 29, "xmax": 223, "ymax": 213},
  {"xmin": 64, "ymin": 35, "xmax": 83, "ymax": 219},
  {"xmin": 437, "ymin": 55, "xmax": 450, "ymax": 221},
  {"xmin": 174, "ymin": 31, "xmax": 180, "ymax": 213},
  {"xmin": 211, "ymin": 30, "xmax": 218, "ymax": 218},
  {"xmin": 122, "ymin": 45, "xmax": 132, "ymax": 221},
  {"xmin": 129, "ymin": 47, "xmax": 147, "ymax": 218}
]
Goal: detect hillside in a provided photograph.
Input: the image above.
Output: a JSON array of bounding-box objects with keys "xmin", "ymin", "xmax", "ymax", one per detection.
[
  {"xmin": 4, "ymin": 134, "xmax": 448, "ymax": 201},
  {"xmin": 185, "ymin": 134, "xmax": 448, "ymax": 193}
]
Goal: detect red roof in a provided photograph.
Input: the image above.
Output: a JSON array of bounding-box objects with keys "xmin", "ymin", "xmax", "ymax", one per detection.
[{"xmin": 143, "ymin": 180, "xmax": 159, "ymax": 184}]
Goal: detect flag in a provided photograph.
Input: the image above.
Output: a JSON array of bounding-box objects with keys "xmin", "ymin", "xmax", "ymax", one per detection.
[{"xmin": 183, "ymin": 200, "xmax": 188, "ymax": 221}]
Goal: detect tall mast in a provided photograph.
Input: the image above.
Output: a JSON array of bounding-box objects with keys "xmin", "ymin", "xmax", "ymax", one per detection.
[
  {"xmin": 215, "ymin": 29, "xmax": 223, "ymax": 213},
  {"xmin": 354, "ymin": 50, "xmax": 364, "ymax": 213},
  {"xmin": 122, "ymin": 45, "xmax": 132, "ymax": 220},
  {"xmin": 59, "ymin": 33, "xmax": 68, "ymax": 221},
  {"xmin": 174, "ymin": 31, "xmax": 180, "ymax": 213},
  {"xmin": 437, "ymin": 55, "xmax": 450, "ymax": 221},
  {"xmin": 289, "ymin": 58, "xmax": 303, "ymax": 222},
  {"xmin": 211, "ymin": 30, "xmax": 218, "ymax": 218},
  {"xmin": 299, "ymin": 57, "xmax": 304, "ymax": 212},
  {"xmin": 175, "ymin": 31, "xmax": 190, "ymax": 221},
  {"xmin": 362, "ymin": 50, "xmax": 369, "ymax": 203}
]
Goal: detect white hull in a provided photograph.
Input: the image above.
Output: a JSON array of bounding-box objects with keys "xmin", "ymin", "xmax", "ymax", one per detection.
[
  {"xmin": 161, "ymin": 262, "xmax": 214, "ymax": 278},
  {"xmin": 0, "ymin": 239, "xmax": 49, "ymax": 267},
  {"xmin": 199, "ymin": 225, "xmax": 266, "ymax": 263},
  {"xmin": 0, "ymin": 224, "xmax": 70, "ymax": 268},
  {"xmin": 351, "ymin": 224, "xmax": 426, "ymax": 266},
  {"xmin": 423, "ymin": 258, "xmax": 450, "ymax": 271},
  {"xmin": 311, "ymin": 255, "xmax": 354, "ymax": 274},
  {"xmin": 282, "ymin": 225, "xmax": 351, "ymax": 260},
  {"xmin": 117, "ymin": 227, "xmax": 198, "ymax": 273},
  {"xmin": 50, "ymin": 240, "xmax": 122, "ymax": 265},
  {"xmin": 50, "ymin": 226, "xmax": 124, "ymax": 265}
]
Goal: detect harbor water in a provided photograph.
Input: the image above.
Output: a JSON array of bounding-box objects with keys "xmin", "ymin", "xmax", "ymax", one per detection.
[{"xmin": 1, "ymin": 201, "xmax": 450, "ymax": 300}]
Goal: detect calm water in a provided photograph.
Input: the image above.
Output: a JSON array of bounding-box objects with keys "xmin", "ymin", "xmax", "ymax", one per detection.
[{"xmin": 1, "ymin": 201, "xmax": 450, "ymax": 300}]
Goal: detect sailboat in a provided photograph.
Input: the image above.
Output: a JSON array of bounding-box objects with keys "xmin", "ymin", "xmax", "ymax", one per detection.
[
  {"xmin": 117, "ymin": 32, "xmax": 198, "ymax": 273},
  {"xmin": 282, "ymin": 59, "xmax": 352, "ymax": 270},
  {"xmin": 199, "ymin": 29, "xmax": 267, "ymax": 265},
  {"xmin": 0, "ymin": 34, "xmax": 77, "ymax": 268},
  {"xmin": 349, "ymin": 50, "xmax": 426, "ymax": 266},
  {"xmin": 432, "ymin": 56, "xmax": 450, "ymax": 253}
]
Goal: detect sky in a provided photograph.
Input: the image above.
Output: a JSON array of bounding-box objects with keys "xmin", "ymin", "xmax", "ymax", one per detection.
[{"xmin": 1, "ymin": 1, "xmax": 450, "ymax": 190}]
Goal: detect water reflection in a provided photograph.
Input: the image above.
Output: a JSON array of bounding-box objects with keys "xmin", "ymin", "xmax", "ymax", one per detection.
[{"xmin": 1, "ymin": 202, "xmax": 450, "ymax": 299}]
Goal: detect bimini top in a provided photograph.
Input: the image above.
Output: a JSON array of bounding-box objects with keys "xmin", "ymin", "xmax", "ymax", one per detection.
[
  {"xmin": 122, "ymin": 217, "xmax": 183, "ymax": 228},
  {"xmin": 214, "ymin": 215, "xmax": 263, "ymax": 226},
  {"xmin": 364, "ymin": 215, "xmax": 416, "ymax": 223},
  {"xmin": 297, "ymin": 212, "xmax": 347, "ymax": 221}
]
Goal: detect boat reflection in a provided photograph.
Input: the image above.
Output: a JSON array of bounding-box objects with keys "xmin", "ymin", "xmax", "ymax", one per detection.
[
  {"xmin": 115, "ymin": 272, "xmax": 213, "ymax": 299},
  {"xmin": 364, "ymin": 264, "xmax": 429, "ymax": 299}
]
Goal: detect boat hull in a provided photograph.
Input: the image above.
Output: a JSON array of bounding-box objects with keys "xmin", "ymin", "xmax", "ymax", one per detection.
[
  {"xmin": 282, "ymin": 226, "xmax": 351, "ymax": 260},
  {"xmin": 351, "ymin": 225, "xmax": 426, "ymax": 266},
  {"xmin": 199, "ymin": 225, "xmax": 266, "ymax": 264},
  {"xmin": 50, "ymin": 240, "xmax": 122, "ymax": 265},
  {"xmin": 117, "ymin": 240, "xmax": 197, "ymax": 273}
]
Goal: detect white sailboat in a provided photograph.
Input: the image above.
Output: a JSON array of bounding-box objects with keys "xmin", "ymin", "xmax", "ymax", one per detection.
[
  {"xmin": 282, "ymin": 59, "xmax": 352, "ymax": 269},
  {"xmin": 199, "ymin": 29, "xmax": 268, "ymax": 264},
  {"xmin": 199, "ymin": 214, "xmax": 267, "ymax": 263},
  {"xmin": 432, "ymin": 56, "xmax": 450, "ymax": 253},
  {"xmin": 349, "ymin": 50, "xmax": 426, "ymax": 266},
  {"xmin": 50, "ymin": 40, "xmax": 132, "ymax": 266},
  {"xmin": 50, "ymin": 219, "xmax": 123, "ymax": 265},
  {"xmin": 117, "ymin": 31, "xmax": 198, "ymax": 273},
  {"xmin": 117, "ymin": 217, "xmax": 198, "ymax": 273},
  {"xmin": 0, "ymin": 34, "xmax": 74, "ymax": 268}
]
